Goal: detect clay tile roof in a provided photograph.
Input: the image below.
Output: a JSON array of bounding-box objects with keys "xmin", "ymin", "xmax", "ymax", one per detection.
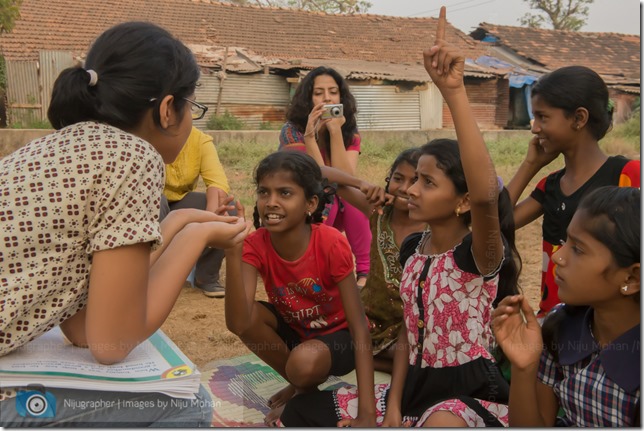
[
  {"xmin": 472, "ymin": 23, "xmax": 640, "ymax": 80},
  {"xmin": 1, "ymin": 0, "xmax": 489, "ymax": 76}
]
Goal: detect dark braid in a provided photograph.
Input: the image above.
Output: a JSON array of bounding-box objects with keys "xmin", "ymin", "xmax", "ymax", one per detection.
[{"xmin": 252, "ymin": 205, "xmax": 262, "ymax": 230}]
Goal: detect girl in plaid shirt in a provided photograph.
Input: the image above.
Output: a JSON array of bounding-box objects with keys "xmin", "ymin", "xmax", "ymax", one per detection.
[{"xmin": 493, "ymin": 186, "xmax": 640, "ymax": 426}]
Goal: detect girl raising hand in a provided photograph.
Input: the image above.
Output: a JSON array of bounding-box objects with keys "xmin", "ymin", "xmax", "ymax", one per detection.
[{"xmin": 280, "ymin": 7, "xmax": 520, "ymax": 427}]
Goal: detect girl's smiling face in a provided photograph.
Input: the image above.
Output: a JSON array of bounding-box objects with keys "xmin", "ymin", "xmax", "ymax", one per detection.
[
  {"xmin": 530, "ymin": 94, "xmax": 577, "ymax": 154},
  {"xmin": 256, "ymin": 170, "xmax": 318, "ymax": 233},
  {"xmin": 387, "ymin": 161, "xmax": 417, "ymax": 213},
  {"xmin": 406, "ymin": 154, "xmax": 464, "ymax": 223}
]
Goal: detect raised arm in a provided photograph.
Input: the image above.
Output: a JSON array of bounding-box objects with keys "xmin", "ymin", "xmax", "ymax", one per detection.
[{"xmin": 424, "ymin": 7, "xmax": 502, "ymax": 274}]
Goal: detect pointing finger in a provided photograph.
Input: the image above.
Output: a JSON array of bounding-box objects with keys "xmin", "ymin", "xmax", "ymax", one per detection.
[{"xmin": 435, "ymin": 6, "xmax": 446, "ymax": 42}]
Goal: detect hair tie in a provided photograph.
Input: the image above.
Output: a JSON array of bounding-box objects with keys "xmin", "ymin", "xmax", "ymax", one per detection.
[
  {"xmin": 497, "ymin": 176, "xmax": 504, "ymax": 193},
  {"xmin": 86, "ymin": 69, "xmax": 98, "ymax": 87}
]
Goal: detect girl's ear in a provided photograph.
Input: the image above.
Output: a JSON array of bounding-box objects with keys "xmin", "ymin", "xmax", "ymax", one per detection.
[
  {"xmin": 307, "ymin": 195, "xmax": 319, "ymax": 215},
  {"xmin": 573, "ymin": 107, "xmax": 589, "ymax": 130},
  {"xmin": 457, "ymin": 193, "xmax": 471, "ymax": 215},
  {"xmin": 622, "ymin": 263, "xmax": 641, "ymax": 296},
  {"xmin": 158, "ymin": 95, "xmax": 177, "ymax": 130}
]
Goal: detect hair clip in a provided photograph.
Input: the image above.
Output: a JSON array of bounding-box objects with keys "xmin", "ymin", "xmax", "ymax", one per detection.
[
  {"xmin": 607, "ymin": 99, "xmax": 615, "ymax": 114},
  {"xmin": 85, "ymin": 69, "xmax": 98, "ymax": 87}
]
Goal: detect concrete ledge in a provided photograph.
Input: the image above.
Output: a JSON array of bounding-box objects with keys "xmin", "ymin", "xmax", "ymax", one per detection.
[{"xmin": 0, "ymin": 128, "xmax": 533, "ymax": 158}]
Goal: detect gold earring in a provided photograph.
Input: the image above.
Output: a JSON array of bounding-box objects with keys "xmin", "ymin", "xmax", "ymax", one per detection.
[
  {"xmin": 307, "ymin": 211, "xmax": 312, "ymax": 217},
  {"xmin": 455, "ymin": 208, "xmax": 460, "ymax": 217},
  {"xmin": 621, "ymin": 285, "xmax": 628, "ymax": 293}
]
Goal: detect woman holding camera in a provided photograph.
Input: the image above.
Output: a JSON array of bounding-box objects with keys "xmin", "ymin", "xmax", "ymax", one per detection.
[{"xmin": 279, "ymin": 66, "xmax": 372, "ymax": 288}]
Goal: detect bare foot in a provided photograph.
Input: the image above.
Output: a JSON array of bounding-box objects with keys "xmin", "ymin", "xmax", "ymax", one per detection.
[
  {"xmin": 267, "ymin": 384, "xmax": 296, "ymax": 409},
  {"xmin": 264, "ymin": 404, "xmax": 286, "ymax": 427}
]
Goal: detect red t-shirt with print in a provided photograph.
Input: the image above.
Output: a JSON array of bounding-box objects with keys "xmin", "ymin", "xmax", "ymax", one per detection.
[{"xmin": 243, "ymin": 223, "xmax": 354, "ymax": 339}]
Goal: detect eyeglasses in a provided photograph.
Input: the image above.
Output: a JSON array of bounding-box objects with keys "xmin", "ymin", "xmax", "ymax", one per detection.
[
  {"xmin": 148, "ymin": 97, "xmax": 208, "ymax": 120},
  {"xmin": 183, "ymin": 98, "xmax": 209, "ymax": 120}
]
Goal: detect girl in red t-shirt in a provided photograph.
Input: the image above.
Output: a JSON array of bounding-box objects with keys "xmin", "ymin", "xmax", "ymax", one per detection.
[{"xmin": 224, "ymin": 151, "xmax": 376, "ymax": 427}]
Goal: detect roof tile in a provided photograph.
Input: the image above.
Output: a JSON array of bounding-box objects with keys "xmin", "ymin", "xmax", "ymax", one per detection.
[{"xmin": 473, "ymin": 23, "xmax": 640, "ymax": 79}]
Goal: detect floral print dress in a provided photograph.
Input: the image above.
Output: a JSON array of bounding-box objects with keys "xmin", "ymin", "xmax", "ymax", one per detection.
[{"xmin": 315, "ymin": 231, "xmax": 511, "ymax": 427}]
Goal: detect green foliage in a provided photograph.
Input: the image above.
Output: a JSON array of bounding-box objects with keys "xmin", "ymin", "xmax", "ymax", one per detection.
[
  {"xmin": 206, "ymin": 110, "xmax": 246, "ymax": 130},
  {"xmin": 207, "ymin": 130, "xmax": 639, "ymax": 220},
  {"xmin": 0, "ymin": 0, "xmax": 21, "ymax": 34},
  {"xmin": 258, "ymin": 121, "xmax": 280, "ymax": 130},
  {"xmin": 613, "ymin": 114, "xmax": 640, "ymax": 140},
  {"xmin": 519, "ymin": 0, "xmax": 593, "ymax": 30},
  {"xmin": 0, "ymin": 56, "xmax": 6, "ymax": 90},
  {"xmin": 9, "ymin": 118, "xmax": 52, "ymax": 129}
]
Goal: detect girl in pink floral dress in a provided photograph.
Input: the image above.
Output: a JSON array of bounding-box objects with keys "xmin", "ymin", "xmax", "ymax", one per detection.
[{"xmin": 279, "ymin": 7, "xmax": 521, "ymax": 427}]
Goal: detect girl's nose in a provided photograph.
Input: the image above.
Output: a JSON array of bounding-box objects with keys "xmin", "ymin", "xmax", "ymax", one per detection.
[
  {"xmin": 265, "ymin": 194, "xmax": 278, "ymax": 207},
  {"xmin": 530, "ymin": 119, "xmax": 540, "ymax": 134},
  {"xmin": 399, "ymin": 181, "xmax": 412, "ymax": 194},
  {"xmin": 407, "ymin": 181, "xmax": 419, "ymax": 197},
  {"xmin": 551, "ymin": 247, "xmax": 565, "ymax": 265}
]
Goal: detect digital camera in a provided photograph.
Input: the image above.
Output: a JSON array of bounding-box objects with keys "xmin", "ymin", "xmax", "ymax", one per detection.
[
  {"xmin": 321, "ymin": 104, "xmax": 343, "ymax": 119},
  {"xmin": 16, "ymin": 386, "xmax": 56, "ymax": 418}
]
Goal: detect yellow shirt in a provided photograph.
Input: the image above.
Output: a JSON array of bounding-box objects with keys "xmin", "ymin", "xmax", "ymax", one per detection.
[{"xmin": 163, "ymin": 127, "xmax": 230, "ymax": 202}]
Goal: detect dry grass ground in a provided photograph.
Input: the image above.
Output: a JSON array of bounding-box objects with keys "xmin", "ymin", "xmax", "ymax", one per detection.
[{"xmin": 161, "ymin": 126, "xmax": 640, "ymax": 369}]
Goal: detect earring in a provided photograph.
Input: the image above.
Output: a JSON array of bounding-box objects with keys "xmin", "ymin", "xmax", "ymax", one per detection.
[
  {"xmin": 455, "ymin": 208, "xmax": 460, "ymax": 217},
  {"xmin": 621, "ymin": 285, "xmax": 628, "ymax": 293},
  {"xmin": 307, "ymin": 211, "xmax": 312, "ymax": 217},
  {"xmin": 558, "ymin": 257, "xmax": 563, "ymax": 262}
]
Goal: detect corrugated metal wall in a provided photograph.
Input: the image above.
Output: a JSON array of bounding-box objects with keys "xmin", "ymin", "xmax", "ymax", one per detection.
[
  {"xmin": 6, "ymin": 61, "xmax": 40, "ymax": 126},
  {"xmin": 194, "ymin": 73, "xmax": 290, "ymax": 129},
  {"xmin": 419, "ymin": 84, "xmax": 442, "ymax": 129},
  {"xmin": 39, "ymin": 51, "xmax": 74, "ymax": 119},
  {"xmin": 351, "ymin": 85, "xmax": 421, "ymax": 130},
  {"xmin": 6, "ymin": 51, "xmax": 73, "ymax": 126}
]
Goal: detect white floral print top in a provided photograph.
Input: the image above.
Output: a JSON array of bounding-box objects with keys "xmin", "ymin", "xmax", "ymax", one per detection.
[{"xmin": 399, "ymin": 231, "xmax": 504, "ymax": 368}]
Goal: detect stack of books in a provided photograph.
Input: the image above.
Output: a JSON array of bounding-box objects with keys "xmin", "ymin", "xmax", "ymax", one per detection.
[{"xmin": 0, "ymin": 327, "xmax": 201, "ymax": 399}]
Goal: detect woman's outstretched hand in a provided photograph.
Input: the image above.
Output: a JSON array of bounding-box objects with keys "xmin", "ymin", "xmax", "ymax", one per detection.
[
  {"xmin": 491, "ymin": 295, "xmax": 543, "ymax": 371},
  {"xmin": 422, "ymin": 7, "xmax": 465, "ymax": 94}
]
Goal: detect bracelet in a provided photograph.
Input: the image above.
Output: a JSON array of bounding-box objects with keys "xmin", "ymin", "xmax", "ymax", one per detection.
[{"xmin": 303, "ymin": 129, "xmax": 315, "ymax": 138}]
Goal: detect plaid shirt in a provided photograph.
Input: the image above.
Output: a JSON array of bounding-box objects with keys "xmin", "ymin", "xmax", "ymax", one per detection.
[{"xmin": 538, "ymin": 306, "xmax": 640, "ymax": 426}]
